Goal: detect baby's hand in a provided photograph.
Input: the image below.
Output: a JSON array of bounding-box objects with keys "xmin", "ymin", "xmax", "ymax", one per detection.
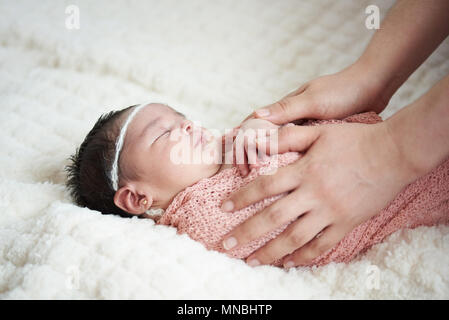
[{"xmin": 232, "ymin": 118, "xmax": 282, "ymax": 176}]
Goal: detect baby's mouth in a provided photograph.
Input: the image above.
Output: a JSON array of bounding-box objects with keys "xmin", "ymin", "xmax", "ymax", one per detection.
[
  {"xmin": 194, "ymin": 130, "xmax": 204, "ymax": 148},
  {"xmin": 195, "ymin": 129, "xmax": 211, "ymax": 148}
]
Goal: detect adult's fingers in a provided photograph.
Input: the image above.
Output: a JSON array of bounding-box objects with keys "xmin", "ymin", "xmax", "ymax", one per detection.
[
  {"xmin": 241, "ymin": 113, "xmax": 256, "ymax": 123},
  {"xmin": 240, "ymin": 84, "xmax": 309, "ymax": 124},
  {"xmin": 245, "ymin": 208, "xmax": 328, "ymax": 266},
  {"xmin": 221, "ymin": 159, "xmax": 305, "ymax": 212},
  {"xmin": 221, "ymin": 188, "xmax": 315, "ymax": 254},
  {"xmin": 246, "ymin": 209, "xmax": 326, "ymax": 266},
  {"xmin": 253, "ymin": 93, "xmax": 316, "ymax": 125},
  {"xmin": 282, "ymin": 223, "xmax": 348, "ymax": 268}
]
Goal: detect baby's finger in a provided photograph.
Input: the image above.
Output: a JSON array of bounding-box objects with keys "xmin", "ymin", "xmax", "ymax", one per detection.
[
  {"xmin": 248, "ymin": 162, "xmax": 261, "ymax": 173},
  {"xmin": 236, "ymin": 156, "xmax": 249, "ymax": 176},
  {"xmin": 245, "ymin": 131, "xmax": 259, "ymax": 168},
  {"xmin": 233, "ymin": 135, "xmax": 249, "ymax": 176}
]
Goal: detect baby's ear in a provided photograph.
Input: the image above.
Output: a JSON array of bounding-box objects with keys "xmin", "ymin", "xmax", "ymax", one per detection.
[{"xmin": 113, "ymin": 186, "xmax": 153, "ymax": 215}]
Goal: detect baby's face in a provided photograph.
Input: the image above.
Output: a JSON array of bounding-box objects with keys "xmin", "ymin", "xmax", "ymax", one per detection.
[{"xmin": 120, "ymin": 103, "xmax": 221, "ymax": 208}]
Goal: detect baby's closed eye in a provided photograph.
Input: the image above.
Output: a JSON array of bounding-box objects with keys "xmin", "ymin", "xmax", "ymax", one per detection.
[{"xmin": 159, "ymin": 130, "xmax": 170, "ymax": 138}]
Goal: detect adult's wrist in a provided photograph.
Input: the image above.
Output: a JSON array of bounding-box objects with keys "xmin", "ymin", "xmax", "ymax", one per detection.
[
  {"xmin": 384, "ymin": 75, "xmax": 449, "ymax": 182},
  {"xmin": 383, "ymin": 115, "xmax": 428, "ymax": 185},
  {"xmin": 356, "ymin": 53, "xmax": 404, "ymax": 108},
  {"xmin": 348, "ymin": 59, "xmax": 393, "ymax": 114}
]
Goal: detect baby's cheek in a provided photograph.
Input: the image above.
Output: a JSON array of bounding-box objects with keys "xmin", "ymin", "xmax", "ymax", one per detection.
[
  {"xmin": 162, "ymin": 142, "xmax": 193, "ymax": 174},
  {"xmin": 165, "ymin": 139, "xmax": 186, "ymax": 166}
]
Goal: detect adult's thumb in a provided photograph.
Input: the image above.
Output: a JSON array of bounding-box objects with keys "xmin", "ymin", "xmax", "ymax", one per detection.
[{"xmin": 254, "ymin": 95, "xmax": 313, "ymax": 125}]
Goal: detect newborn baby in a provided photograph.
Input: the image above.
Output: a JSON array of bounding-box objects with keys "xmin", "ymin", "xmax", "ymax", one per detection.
[{"xmin": 66, "ymin": 103, "xmax": 449, "ymax": 267}]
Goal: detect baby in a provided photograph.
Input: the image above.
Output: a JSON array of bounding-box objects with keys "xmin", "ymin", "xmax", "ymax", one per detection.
[{"xmin": 66, "ymin": 103, "xmax": 449, "ymax": 267}]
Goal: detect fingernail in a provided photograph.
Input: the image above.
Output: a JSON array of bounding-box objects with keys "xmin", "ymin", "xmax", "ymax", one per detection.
[
  {"xmin": 221, "ymin": 200, "xmax": 234, "ymax": 212},
  {"xmin": 284, "ymin": 260, "xmax": 295, "ymax": 269},
  {"xmin": 258, "ymin": 151, "xmax": 268, "ymax": 161},
  {"xmin": 223, "ymin": 237, "xmax": 237, "ymax": 250},
  {"xmin": 255, "ymin": 108, "xmax": 270, "ymax": 117},
  {"xmin": 247, "ymin": 258, "xmax": 260, "ymax": 267}
]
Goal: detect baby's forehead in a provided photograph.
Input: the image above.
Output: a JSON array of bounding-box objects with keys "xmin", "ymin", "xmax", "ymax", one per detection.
[
  {"xmin": 124, "ymin": 103, "xmax": 184, "ymax": 138},
  {"xmin": 137, "ymin": 103, "xmax": 184, "ymax": 119}
]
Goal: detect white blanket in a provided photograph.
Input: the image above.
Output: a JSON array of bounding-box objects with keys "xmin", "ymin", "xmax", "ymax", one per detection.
[{"xmin": 1, "ymin": 0, "xmax": 448, "ymax": 299}]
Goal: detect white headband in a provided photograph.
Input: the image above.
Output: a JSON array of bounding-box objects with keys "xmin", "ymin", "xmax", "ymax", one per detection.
[{"xmin": 110, "ymin": 103, "xmax": 148, "ymax": 191}]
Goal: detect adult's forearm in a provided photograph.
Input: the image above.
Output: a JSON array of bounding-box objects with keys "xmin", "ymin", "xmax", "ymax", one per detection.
[
  {"xmin": 386, "ymin": 74, "xmax": 449, "ymax": 183},
  {"xmin": 357, "ymin": 0, "xmax": 449, "ymax": 109}
]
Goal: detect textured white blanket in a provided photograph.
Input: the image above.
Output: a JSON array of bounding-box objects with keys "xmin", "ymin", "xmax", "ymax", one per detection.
[{"xmin": 1, "ymin": 0, "xmax": 448, "ymax": 299}]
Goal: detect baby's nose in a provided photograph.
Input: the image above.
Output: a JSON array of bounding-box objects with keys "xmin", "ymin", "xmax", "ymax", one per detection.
[{"xmin": 181, "ymin": 120, "xmax": 194, "ymax": 135}]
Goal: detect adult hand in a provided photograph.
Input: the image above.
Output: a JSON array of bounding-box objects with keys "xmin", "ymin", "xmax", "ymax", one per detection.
[
  {"xmin": 243, "ymin": 61, "xmax": 390, "ymax": 125},
  {"xmin": 220, "ymin": 121, "xmax": 420, "ymax": 267},
  {"xmin": 221, "ymin": 0, "xmax": 449, "ymax": 268},
  {"xmin": 246, "ymin": 0, "xmax": 449, "ymax": 127}
]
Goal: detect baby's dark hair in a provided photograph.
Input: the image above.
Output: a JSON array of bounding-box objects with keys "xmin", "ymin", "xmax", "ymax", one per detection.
[{"xmin": 65, "ymin": 105, "xmax": 140, "ymax": 218}]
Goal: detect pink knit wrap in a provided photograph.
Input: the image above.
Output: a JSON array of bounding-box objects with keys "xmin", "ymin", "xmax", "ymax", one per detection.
[{"xmin": 157, "ymin": 112, "xmax": 449, "ymax": 267}]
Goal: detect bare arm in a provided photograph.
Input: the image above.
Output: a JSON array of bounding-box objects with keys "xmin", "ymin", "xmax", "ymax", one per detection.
[
  {"xmin": 358, "ymin": 0, "xmax": 449, "ymax": 111},
  {"xmin": 220, "ymin": 1, "xmax": 449, "ymax": 268},
  {"xmin": 251, "ymin": 0, "xmax": 449, "ymax": 123},
  {"xmin": 387, "ymin": 73, "xmax": 449, "ymax": 179}
]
